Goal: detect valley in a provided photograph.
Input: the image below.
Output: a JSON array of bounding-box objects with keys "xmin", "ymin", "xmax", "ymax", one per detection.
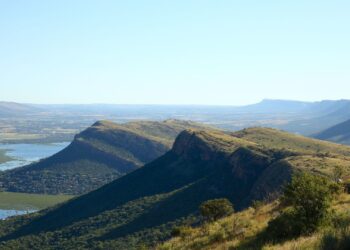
[
  {"xmin": 0, "ymin": 192, "xmax": 73, "ymax": 220},
  {"xmin": 0, "ymin": 192, "xmax": 73, "ymax": 210}
]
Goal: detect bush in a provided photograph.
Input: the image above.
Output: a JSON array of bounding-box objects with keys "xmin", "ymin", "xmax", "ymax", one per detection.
[
  {"xmin": 267, "ymin": 173, "xmax": 341, "ymax": 239},
  {"xmin": 251, "ymin": 200, "xmax": 264, "ymax": 210},
  {"xmin": 171, "ymin": 226, "xmax": 193, "ymax": 238},
  {"xmin": 199, "ymin": 198, "xmax": 234, "ymax": 222}
]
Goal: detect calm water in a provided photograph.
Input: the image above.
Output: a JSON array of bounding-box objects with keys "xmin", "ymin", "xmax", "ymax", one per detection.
[
  {"xmin": 0, "ymin": 142, "xmax": 69, "ymax": 171},
  {"xmin": 0, "ymin": 209, "xmax": 37, "ymax": 220}
]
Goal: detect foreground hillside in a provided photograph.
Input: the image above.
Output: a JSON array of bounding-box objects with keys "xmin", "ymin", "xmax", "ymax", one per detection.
[
  {"xmin": 0, "ymin": 127, "xmax": 350, "ymax": 249},
  {"xmin": 159, "ymin": 193, "xmax": 350, "ymax": 250},
  {"xmin": 0, "ymin": 119, "xmax": 206, "ymax": 195},
  {"xmin": 315, "ymin": 119, "xmax": 350, "ymax": 145}
]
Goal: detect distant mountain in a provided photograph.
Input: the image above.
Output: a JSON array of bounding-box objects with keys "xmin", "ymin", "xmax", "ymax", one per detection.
[
  {"xmin": 238, "ymin": 99, "xmax": 311, "ymax": 113},
  {"xmin": 261, "ymin": 99, "xmax": 350, "ymax": 135},
  {"xmin": 314, "ymin": 119, "xmax": 350, "ymax": 145},
  {"xmin": 3, "ymin": 100, "xmax": 350, "ymax": 137},
  {"xmin": 0, "ymin": 101, "xmax": 41, "ymax": 116},
  {"xmin": 0, "ymin": 119, "xmax": 208, "ymax": 195},
  {"xmin": 1, "ymin": 127, "xmax": 350, "ymax": 249}
]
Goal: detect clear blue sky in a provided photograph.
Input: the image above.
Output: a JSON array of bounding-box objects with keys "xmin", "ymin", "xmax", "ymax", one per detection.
[{"xmin": 0, "ymin": 1, "xmax": 349, "ymax": 105}]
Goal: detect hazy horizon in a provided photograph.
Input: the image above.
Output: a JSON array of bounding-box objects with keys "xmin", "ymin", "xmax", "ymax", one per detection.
[{"xmin": 2, "ymin": 98, "xmax": 350, "ymax": 106}]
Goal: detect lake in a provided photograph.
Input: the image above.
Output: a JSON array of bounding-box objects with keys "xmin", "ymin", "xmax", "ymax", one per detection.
[
  {"xmin": 0, "ymin": 142, "xmax": 69, "ymax": 171},
  {"xmin": 0, "ymin": 209, "xmax": 37, "ymax": 220}
]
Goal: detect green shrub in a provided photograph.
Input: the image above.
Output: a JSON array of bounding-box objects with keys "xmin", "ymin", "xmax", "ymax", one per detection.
[
  {"xmin": 251, "ymin": 200, "xmax": 264, "ymax": 211},
  {"xmin": 209, "ymin": 230, "xmax": 226, "ymax": 243},
  {"xmin": 199, "ymin": 198, "xmax": 234, "ymax": 222},
  {"xmin": 267, "ymin": 173, "xmax": 341, "ymax": 239},
  {"xmin": 171, "ymin": 226, "xmax": 193, "ymax": 238}
]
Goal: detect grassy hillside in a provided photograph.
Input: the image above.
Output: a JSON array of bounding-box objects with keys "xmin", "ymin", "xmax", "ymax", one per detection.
[
  {"xmin": 0, "ymin": 192, "xmax": 73, "ymax": 210},
  {"xmin": 0, "ymin": 119, "xmax": 206, "ymax": 195},
  {"xmin": 232, "ymin": 127, "xmax": 350, "ymax": 155},
  {"xmin": 315, "ymin": 119, "xmax": 350, "ymax": 145},
  {"xmin": 1, "ymin": 127, "xmax": 350, "ymax": 249},
  {"xmin": 158, "ymin": 193, "xmax": 350, "ymax": 250}
]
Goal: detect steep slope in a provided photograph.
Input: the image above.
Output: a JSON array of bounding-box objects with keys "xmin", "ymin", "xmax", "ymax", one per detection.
[
  {"xmin": 1, "ymin": 128, "xmax": 350, "ymax": 249},
  {"xmin": 314, "ymin": 119, "xmax": 350, "ymax": 145},
  {"xmin": 0, "ymin": 119, "xmax": 207, "ymax": 195}
]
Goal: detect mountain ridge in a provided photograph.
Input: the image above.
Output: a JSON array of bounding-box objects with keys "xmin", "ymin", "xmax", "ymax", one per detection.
[
  {"xmin": 0, "ymin": 119, "xmax": 208, "ymax": 194},
  {"xmin": 1, "ymin": 127, "xmax": 350, "ymax": 249}
]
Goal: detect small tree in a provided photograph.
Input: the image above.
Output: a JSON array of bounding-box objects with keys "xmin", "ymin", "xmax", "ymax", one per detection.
[
  {"xmin": 199, "ymin": 198, "xmax": 234, "ymax": 222},
  {"xmin": 268, "ymin": 172, "xmax": 341, "ymax": 239}
]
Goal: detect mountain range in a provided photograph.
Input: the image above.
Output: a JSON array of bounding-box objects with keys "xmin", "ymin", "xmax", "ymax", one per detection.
[
  {"xmin": 2, "ymin": 99, "xmax": 350, "ymax": 136},
  {"xmin": 1, "ymin": 127, "xmax": 350, "ymax": 249}
]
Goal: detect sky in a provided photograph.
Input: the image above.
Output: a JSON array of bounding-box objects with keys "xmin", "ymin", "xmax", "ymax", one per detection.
[{"xmin": 0, "ymin": 1, "xmax": 349, "ymax": 105}]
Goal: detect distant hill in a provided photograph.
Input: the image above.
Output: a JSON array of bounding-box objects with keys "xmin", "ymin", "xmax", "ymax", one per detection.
[
  {"xmin": 0, "ymin": 119, "xmax": 207, "ymax": 195},
  {"xmin": 3, "ymin": 99, "xmax": 350, "ymax": 138},
  {"xmin": 278, "ymin": 99, "xmax": 350, "ymax": 135},
  {"xmin": 243, "ymin": 99, "xmax": 350, "ymax": 135},
  {"xmin": 314, "ymin": 119, "xmax": 350, "ymax": 145},
  {"xmin": 1, "ymin": 127, "xmax": 350, "ymax": 249},
  {"xmin": 0, "ymin": 102, "xmax": 41, "ymax": 116},
  {"xmin": 238, "ymin": 99, "xmax": 311, "ymax": 113}
]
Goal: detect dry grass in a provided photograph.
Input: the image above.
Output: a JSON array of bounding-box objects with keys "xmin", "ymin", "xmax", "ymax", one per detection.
[
  {"xmin": 158, "ymin": 194, "xmax": 350, "ymax": 250},
  {"xmin": 158, "ymin": 202, "xmax": 278, "ymax": 250},
  {"xmin": 232, "ymin": 127, "xmax": 350, "ymax": 156},
  {"xmin": 286, "ymin": 155, "xmax": 350, "ymax": 177}
]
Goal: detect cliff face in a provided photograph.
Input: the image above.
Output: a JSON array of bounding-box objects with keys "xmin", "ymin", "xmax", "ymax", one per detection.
[{"xmin": 172, "ymin": 130, "xmax": 219, "ymax": 161}]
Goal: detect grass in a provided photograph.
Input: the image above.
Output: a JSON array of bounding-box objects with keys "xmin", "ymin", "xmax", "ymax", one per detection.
[
  {"xmin": 158, "ymin": 193, "xmax": 350, "ymax": 250},
  {"xmin": 286, "ymin": 155, "xmax": 350, "ymax": 177},
  {"xmin": 0, "ymin": 192, "xmax": 74, "ymax": 210},
  {"xmin": 232, "ymin": 127, "xmax": 350, "ymax": 156}
]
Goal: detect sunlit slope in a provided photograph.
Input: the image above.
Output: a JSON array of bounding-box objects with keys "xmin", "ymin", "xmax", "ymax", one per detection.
[{"xmin": 158, "ymin": 193, "xmax": 350, "ymax": 250}]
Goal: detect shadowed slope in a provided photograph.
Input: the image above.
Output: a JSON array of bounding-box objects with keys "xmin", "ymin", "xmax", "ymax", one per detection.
[{"xmin": 315, "ymin": 119, "xmax": 350, "ymax": 145}]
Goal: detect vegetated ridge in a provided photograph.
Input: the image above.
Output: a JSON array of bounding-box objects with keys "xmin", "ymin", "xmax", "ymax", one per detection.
[{"xmin": 0, "ymin": 119, "xmax": 207, "ymax": 195}]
